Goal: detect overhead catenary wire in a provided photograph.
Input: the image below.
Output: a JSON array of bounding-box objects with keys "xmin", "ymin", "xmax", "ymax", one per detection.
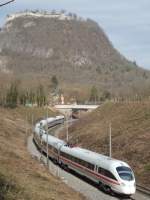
[{"xmin": 0, "ymin": 0, "xmax": 15, "ymax": 7}]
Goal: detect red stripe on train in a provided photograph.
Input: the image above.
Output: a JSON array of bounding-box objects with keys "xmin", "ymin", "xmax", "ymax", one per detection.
[
  {"xmin": 34, "ymin": 136, "xmax": 119, "ymax": 186},
  {"xmin": 60, "ymin": 156, "xmax": 120, "ymax": 185}
]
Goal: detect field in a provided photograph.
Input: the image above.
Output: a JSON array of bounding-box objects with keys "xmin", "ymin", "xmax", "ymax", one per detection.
[
  {"xmin": 61, "ymin": 102, "xmax": 150, "ymax": 187},
  {"xmin": 0, "ymin": 107, "xmax": 85, "ymax": 200}
]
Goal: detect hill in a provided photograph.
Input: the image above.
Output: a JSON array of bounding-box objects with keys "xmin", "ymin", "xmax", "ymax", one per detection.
[
  {"xmin": 0, "ymin": 11, "xmax": 150, "ymax": 97},
  {"xmin": 60, "ymin": 102, "xmax": 150, "ymax": 187},
  {"xmin": 0, "ymin": 107, "xmax": 85, "ymax": 200}
]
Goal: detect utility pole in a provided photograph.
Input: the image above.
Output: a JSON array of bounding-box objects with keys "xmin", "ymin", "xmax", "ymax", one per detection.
[
  {"xmin": 25, "ymin": 113, "xmax": 28, "ymax": 145},
  {"xmin": 66, "ymin": 111, "xmax": 69, "ymax": 143},
  {"xmin": 109, "ymin": 122, "xmax": 112, "ymax": 158},
  {"xmin": 31, "ymin": 111, "xmax": 34, "ymax": 135},
  {"xmin": 46, "ymin": 105, "xmax": 49, "ymax": 167},
  {"xmin": 39, "ymin": 122, "xmax": 43, "ymax": 161},
  {"xmin": 70, "ymin": 109, "xmax": 72, "ymax": 126}
]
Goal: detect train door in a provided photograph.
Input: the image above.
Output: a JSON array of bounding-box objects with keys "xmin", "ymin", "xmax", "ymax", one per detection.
[{"xmin": 95, "ymin": 165, "xmax": 98, "ymax": 173}]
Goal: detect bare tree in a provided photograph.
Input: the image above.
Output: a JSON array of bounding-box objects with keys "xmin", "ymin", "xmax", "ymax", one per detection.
[{"xmin": 0, "ymin": 0, "xmax": 15, "ymax": 7}]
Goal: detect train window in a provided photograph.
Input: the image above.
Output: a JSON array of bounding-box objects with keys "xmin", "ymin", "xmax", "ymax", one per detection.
[
  {"xmin": 53, "ymin": 148, "xmax": 57, "ymax": 153},
  {"xmin": 98, "ymin": 167, "xmax": 117, "ymax": 180},
  {"xmin": 61, "ymin": 152, "xmax": 71, "ymax": 160},
  {"xmin": 72, "ymin": 157, "xmax": 75, "ymax": 162},
  {"xmin": 104, "ymin": 170, "xmax": 117, "ymax": 180},
  {"xmin": 78, "ymin": 159, "xmax": 94, "ymax": 171},
  {"xmin": 60, "ymin": 152, "xmax": 64, "ymax": 157},
  {"xmin": 116, "ymin": 166, "xmax": 132, "ymax": 172},
  {"xmin": 76, "ymin": 158, "xmax": 80, "ymax": 164},
  {"xmin": 48, "ymin": 144, "xmax": 52, "ymax": 150},
  {"xmin": 89, "ymin": 163, "xmax": 95, "ymax": 170},
  {"xmin": 117, "ymin": 172, "xmax": 133, "ymax": 181},
  {"xmin": 43, "ymin": 141, "xmax": 46, "ymax": 146},
  {"xmin": 116, "ymin": 166, "xmax": 134, "ymax": 181},
  {"xmin": 98, "ymin": 167, "xmax": 105, "ymax": 175},
  {"xmin": 80, "ymin": 159, "xmax": 84, "ymax": 166},
  {"xmin": 60, "ymin": 152, "xmax": 94, "ymax": 170},
  {"xmin": 65, "ymin": 153, "xmax": 69, "ymax": 159}
]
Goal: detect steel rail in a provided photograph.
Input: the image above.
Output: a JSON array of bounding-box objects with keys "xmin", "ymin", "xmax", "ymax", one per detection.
[{"xmin": 136, "ymin": 184, "xmax": 150, "ymax": 196}]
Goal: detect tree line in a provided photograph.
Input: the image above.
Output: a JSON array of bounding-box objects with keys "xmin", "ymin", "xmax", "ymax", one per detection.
[
  {"xmin": 0, "ymin": 75, "xmax": 59, "ymax": 108},
  {"xmin": 0, "ymin": 80, "xmax": 111, "ymax": 108},
  {"xmin": 89, "ymin": 86, "xmax": 111, "ymax": 104},
  {"xmin": 0, "ymin": 81, "xmax": 47, "ymax": 108},
  {"xmin": 2, "ymin": 75, "xmax": 146, "ymax": 108}
]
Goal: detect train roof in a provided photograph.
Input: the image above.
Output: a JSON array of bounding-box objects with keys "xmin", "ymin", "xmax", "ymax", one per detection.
[
  {"xmin": 35, "ymin": 117, "xmax": 129, "ymax": 170},
  {"xmin": 61, "ymin": 146, "xmax": 129, "ymax": 169},
  {"xmin": 55, "ymin": 115, "xmax": 65, "ymax": 120},
  {"xmin": 34, "ymin": 123, "xmax": 45, "ymax": 134},
  {"xmin": 36, "ymin": 116, "xmax": 64, "ymax": 127},
  {"xmin": 42, "ymin": 134, "xmax": 66, "ymax": 148},
  {"xmin": 40, "ymin": 117, "xmax": 56, "ymax": 126}
]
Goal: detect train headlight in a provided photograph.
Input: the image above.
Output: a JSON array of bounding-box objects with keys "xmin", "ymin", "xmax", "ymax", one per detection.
[{"xmin": 121, "ymin": 182, "xmax": 126, "ymax": 186}]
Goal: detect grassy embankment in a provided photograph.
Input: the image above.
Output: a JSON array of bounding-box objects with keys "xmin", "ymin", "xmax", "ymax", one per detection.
[
  {"xmin": 0, "ymin": 107, "xmax": 85, "ymax": 200},
  {"xmin": 61, "ymin": 102, "xmax": 150, "ymax": 187}
]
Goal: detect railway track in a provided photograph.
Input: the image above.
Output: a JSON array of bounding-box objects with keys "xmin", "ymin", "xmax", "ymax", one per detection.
[{"xmin": 136, "ymin": 184, "xmax": 150, "ymax": 196}]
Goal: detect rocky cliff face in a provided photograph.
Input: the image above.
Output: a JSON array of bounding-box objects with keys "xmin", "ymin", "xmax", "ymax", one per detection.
[{"xmin": 0, "ymin": 11, "xmax": 150, "ymax": 95}]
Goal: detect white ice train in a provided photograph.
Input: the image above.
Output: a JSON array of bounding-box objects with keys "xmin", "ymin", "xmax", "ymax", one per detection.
[
  {"xmin": 39, "ymin": 116, "xmax": 64, "ymax": 129},
  {"xmin": 33, "ymin": 116, "xmax": 136, "ymax": 196}
]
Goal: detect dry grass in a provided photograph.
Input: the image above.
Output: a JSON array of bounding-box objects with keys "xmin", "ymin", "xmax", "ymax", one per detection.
[
  {"xmin": 0, "ymin": 107, "xmax": 86, "ymax": 200},
  {"xmin": 61, "ymin": 102, "xmax": 150, "ymax": 187}
]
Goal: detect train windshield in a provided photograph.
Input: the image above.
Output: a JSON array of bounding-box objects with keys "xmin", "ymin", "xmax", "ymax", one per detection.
[{"xmin": 116, "ymin": 166, "xmax": 134, "ymax": 181}]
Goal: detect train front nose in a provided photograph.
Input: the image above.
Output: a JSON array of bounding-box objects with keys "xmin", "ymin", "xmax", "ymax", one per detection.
[{"xmin": 121, "ymin": 181, "xmax": 136, "ymax": 195}]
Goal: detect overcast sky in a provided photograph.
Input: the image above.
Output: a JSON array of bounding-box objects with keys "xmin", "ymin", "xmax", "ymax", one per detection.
[{"xmin": 0, "ymin": 0, "xmax": 150, "ymax": 69}]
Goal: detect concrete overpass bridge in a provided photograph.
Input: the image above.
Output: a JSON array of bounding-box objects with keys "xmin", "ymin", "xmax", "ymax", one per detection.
[{"xmin": 54, "ymin": 104, "xmax": 99, "ymax": 117}]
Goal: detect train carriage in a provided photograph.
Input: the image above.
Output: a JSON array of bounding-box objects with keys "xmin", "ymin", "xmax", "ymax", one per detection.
[
  {"xmin": 59, "ymin": 145, "xmax": 136, "ymax": 195},
  {"xmin": 33, "ymin": 115, "xmax": 136, "ymax": 196},
  {"xmin": 41, "ymin": 134, "xmax": 66, "ymax": 161}
]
